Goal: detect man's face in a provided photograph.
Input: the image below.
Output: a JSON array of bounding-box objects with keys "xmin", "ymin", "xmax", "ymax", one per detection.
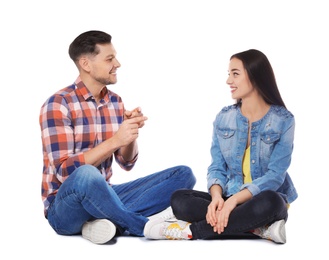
[{"xmin": 88, "ymin": 43, "xmax": 121, "ymax": 85}]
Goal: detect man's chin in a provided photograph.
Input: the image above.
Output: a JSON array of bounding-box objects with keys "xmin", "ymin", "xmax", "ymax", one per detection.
[{"xmin": 106, "ymin": 80, "xmax": 117, "ymax": 85}]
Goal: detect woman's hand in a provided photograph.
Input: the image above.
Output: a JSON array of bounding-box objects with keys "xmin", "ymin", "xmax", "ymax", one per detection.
[
  {"xmin": 214, "ymin": 197, "xmax": 237, "ymax": 234},
  {"xmin": 213, "ymin": 189, "xmax": 252, "ymax": 234},
  {"xmin": 206, "ymin": 195, "xmax": 225, "ymax": 227}
]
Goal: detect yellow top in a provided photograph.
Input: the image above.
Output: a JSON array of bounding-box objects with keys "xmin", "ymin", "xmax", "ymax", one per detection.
[
  {"xmin": 243, "ymin": 146, "xmax": 252, "ymax": 183},
  {"xmin": 242, "ymin": 146, "xmax": 290, "ymax": 208}
]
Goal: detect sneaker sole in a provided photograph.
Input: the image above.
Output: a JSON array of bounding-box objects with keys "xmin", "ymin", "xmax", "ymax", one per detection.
[{"xmin": 82, "ymin": 219, "xmax": 116, "ymax": 244}]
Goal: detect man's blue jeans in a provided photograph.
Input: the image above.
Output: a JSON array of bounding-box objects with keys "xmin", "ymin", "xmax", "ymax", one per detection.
[{"xmin": 47, "ymin": 164, "xmax": 196, "ymax": 237}]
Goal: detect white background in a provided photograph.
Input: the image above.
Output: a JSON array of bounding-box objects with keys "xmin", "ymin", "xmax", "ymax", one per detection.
[{"xmin": 1, "ymin": 0, "xmax": 327, "ymax": 259}]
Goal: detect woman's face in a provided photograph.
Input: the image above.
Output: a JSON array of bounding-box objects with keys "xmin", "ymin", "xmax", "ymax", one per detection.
[{"xmin": 226, "ymin": 57, "xmax": 255, "ymax": 101}]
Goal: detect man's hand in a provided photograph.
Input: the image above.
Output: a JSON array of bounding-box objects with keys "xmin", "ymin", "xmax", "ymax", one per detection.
[
  {"xmin": 124, "ymin": 107, "xmax": 146, "ymax": 128},
  {"xmin": 115, "ymin": 115, "xmax": 148, "ymax": 147}
]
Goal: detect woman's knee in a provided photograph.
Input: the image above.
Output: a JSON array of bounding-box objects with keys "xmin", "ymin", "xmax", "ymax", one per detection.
[
  {"xmin": 254, "ymin": 190, "xmax": 287, "ymax": 216},
  {"xmin": 171, "ymin": 189, "xmax": 190, "ymax": 203},
  {"xmin": 262, "ymin": 190, "xmax": 286, "ymax": 206},
  {"xmin": 171, "ymin": 189, "xmax": 209, "ymax": 222},
  {"xmin": 171, "ymin": 189, "xmax": 192, "ymax": 213}
]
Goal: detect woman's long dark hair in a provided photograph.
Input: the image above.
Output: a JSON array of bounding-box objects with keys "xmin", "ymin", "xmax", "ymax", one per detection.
[{"xmin": 231, "ymin": 49, "xmax": 286, "ymax": 108}]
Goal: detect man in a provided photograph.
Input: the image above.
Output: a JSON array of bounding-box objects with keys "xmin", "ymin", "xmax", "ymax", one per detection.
[{"xmin": 39, "ymin": 30, "xmax": 196, "ymax": 244}]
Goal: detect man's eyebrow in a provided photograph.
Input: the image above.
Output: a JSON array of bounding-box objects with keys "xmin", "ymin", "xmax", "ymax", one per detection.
[{"xmin": 106, "ymin": 54, "xmax": 115, "ymax": 58}]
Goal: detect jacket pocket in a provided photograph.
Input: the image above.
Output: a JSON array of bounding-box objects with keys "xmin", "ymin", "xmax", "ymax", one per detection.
[
  {"xmin": 260, "ymin": 133, "xmax": 280, "ymax": 158},
  {"xmin": 216, "ymin": 128, "xmax": 235, "ymax": 153}
]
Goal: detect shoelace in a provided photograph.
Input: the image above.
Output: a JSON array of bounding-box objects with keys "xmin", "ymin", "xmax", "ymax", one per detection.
[
  {"xmin": 258, "ymin": 226, "xmax": 271, "ymax": 240},
  {"xmin": 162, "ymin": 225, "xmax": 185, "ymax": 240}
]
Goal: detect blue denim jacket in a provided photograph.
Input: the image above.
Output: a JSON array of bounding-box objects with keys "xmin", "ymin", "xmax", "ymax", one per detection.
[{"xmin": 207, "ymin": 104, "xmax": 298, "ymax": 204}]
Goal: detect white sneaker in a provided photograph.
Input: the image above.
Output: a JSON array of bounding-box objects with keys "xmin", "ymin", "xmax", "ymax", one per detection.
[
  {"xmin": 147, "ymin": 207, "xmax": 176, "ymax": 221},
  {"xmin": 144, "ymin": 219, "xmax": 192, "ymax": 240},
  {"xmin": 255, "ymin": 219, "xmax": 286, "ymax": 244},
  {"xmin": 82, "ymin": 219, "xmax": 116, "ymax": 244}
]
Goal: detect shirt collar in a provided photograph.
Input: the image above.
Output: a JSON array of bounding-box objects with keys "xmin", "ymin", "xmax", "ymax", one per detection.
[{"xmin": 74, "ymin": 76, "xmax": 109, "ymax": 102}]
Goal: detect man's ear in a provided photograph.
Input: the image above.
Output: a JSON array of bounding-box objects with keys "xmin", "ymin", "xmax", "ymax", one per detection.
[{"xmin": 78, "ymin": 56, "xmax": 91, "ymax": 72}]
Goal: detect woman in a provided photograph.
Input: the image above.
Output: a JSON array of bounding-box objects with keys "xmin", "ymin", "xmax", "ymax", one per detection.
[{"xmin": 143, "ymin": 49, "xmax": 298, "ymax": 244}]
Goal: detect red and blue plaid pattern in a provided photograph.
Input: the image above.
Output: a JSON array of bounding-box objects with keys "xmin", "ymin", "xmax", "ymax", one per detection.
[{"xmin": 39, "ymin": 77, "xmax": 137, "ymax": 216}]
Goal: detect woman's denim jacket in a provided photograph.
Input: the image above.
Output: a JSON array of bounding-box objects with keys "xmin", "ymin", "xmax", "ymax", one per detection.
[{"xmin": 207, "ymin": 104, "xmax": 298, "ymax": 204}]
